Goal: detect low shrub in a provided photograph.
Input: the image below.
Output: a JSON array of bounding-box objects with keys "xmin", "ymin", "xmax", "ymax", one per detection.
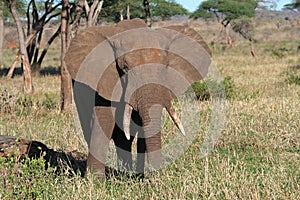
[
  {"xmin": 286, "ymin": 74, "xmax": 300, "ymax": 86},
  {"xmin": 187, "ymin": 76, "xmax": 236, "ymax": 100}
]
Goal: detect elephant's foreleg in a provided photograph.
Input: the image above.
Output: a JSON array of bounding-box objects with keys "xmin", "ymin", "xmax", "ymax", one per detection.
[
  {"xmin": 136, "ymin": 133, "xmax": 146, "ymax": 175},
  {"xmin": 131, "ymin": 110, "xmax": 146, "ymax": 175},
  {"xmin": 88, "ymin": 106, "xmax": 115, "ymax": 178},
  {"xmin": 112, "ymin": 124, "xmax": 134, "ymax": 171}
]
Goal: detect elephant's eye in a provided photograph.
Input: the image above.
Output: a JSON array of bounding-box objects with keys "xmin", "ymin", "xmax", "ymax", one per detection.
[{"xmin": 122, "ymin": 65, "xmax": 129, "ymax": 72}]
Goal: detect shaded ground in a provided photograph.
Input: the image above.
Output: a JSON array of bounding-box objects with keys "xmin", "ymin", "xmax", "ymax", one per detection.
[
  {"xmin": 0, "ymin": 66, "xmax": 61, "ymax": 77},
  {"xmin": 0, "ymin": 135, "xmax": 143, "ymax": 180},
  {"xmin": 0, "ymin": 135, "xmax": 87, "ymax": 176}
]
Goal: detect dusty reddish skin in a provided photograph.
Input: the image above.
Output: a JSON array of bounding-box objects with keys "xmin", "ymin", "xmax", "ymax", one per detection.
[{"xmin": 65, "ymin": 19, "xmax": 211, "ymax": 178}]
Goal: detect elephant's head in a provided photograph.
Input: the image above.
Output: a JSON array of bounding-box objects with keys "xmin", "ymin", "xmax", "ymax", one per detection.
[{"xmin": 65, "ymin": 18, "xmax": 212, "ymax": 171}]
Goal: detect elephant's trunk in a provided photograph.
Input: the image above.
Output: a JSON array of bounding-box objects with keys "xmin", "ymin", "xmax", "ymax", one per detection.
[{"xmin": 139, "ymin": 103, "xmax": 163, "ymax": 170}]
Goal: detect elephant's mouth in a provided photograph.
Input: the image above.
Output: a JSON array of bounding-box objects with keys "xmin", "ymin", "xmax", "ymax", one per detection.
[{"xmin": 122, "ymin": 102, "xmax": 185, "ymax": 140}]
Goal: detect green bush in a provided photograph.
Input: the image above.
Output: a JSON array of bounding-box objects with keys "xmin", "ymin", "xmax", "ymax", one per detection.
[
  {"xmin": 0, "ymin": 156, "xmax": 56, "ymax": 199},
  {"xmin": 271, "ymin": 49, "xmax": 286, "ymax": 58},
  {"xmin": 16, "ymin": 95, "xmax": 34, "ymax": 108},
  {"xmin": 286, "ymin": 74, "xmax": 300, "ymax": 86},
  {"xmin": 42, "ymin": 93, "xmax": 57, "ymax": 110},
  {"xmin": 223, "ymin": 76, "xmax": 236, "ymax": 98},
  {"xmin": 188, "ymin": 76, "xmax": 235, "ymax": 100}
]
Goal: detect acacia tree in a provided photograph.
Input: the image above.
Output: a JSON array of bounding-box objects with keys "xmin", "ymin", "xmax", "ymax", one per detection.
[
  {"xmin": 285, "ymin": 0, "xmax": 300, "ymax": 10},
  {"xmin": 6, "ymin": 0, "xmax": 33, "ymax": 93},
  {"xmin": 100, "ymin": 0, "xmax": 143, "ymax": 22},
  {"xmin": 1, "ymin": 0, "xmax": 26, "ymax": 68},
  {"xmin": 0, "ymin": 2, "xmax": 3, "ymax": 67},
  {"xmin": 6, "ymin": 0, "xmax": 61, "ymax": 78},
  {"xmin": 83, "ymin": 0, "xmax": 104, "ymax": 27},
  {"xmin": 69, "ymin": 0, "xmax": 104, "ymax": 28},
  {"xmin": 25, "ymin": 0, "xmax": 61, "ymax": 74},
  {"xmin": 143, "ymin": 0, "xmax": 151, "ymax": 26},
  {"xmin": 60, "ymin": 0, "xmax": 72, "ymax": 112},
  {"xmin": 60, "ymin": 0, "xmax": 105, "ymax": 111},
  {"xmin": 150, "ymin": 0, "xmax": 188, "ymax": 20},
  {"xmin": 191, "ymin": 0, "xmax": 257, "ymax": 48}
]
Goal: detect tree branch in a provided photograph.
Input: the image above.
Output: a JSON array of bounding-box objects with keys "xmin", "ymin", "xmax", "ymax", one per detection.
[
  {"xmin": 88, "ymin": 0, "xmax": 99, "ymax": 26},
  {"xmin": 37, "ymin": 25, "xmax": 61, "ymax": 66},
  {"xmin": 92, "ymin": 0, "xmax": 104, "ymax": 24}
]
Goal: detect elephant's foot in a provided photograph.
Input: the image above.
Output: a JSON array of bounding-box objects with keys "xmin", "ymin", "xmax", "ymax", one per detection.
[
  {"xmin": 87, "ymin": 152, "xmax": 106, "ymax": 179},
  {"xmin": 147, "ymin": 151, "xmax": 162, "ymax": 171}
]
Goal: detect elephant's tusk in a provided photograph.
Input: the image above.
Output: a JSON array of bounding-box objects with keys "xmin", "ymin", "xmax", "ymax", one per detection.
[
  {"xmin": 123, "ymin": 104, "xmax": 133, "ymax": 140},
  {"xmin": 177, "ymin": 123, "xmax": 186, "ymax": 136},
  {"xmin": 165, "ymin": 105, "xmax": 186, "ymax": 136}
]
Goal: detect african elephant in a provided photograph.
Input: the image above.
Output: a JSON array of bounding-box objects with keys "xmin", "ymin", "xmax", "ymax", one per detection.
[{"xmin": 65, "ymin": 18, "xmax": 212, "ymax": 178}]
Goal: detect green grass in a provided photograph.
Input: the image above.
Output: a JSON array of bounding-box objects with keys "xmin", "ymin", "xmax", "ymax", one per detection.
[{"xmin": 0, "ymin": 19, "xmax": 300, "ymax": 199}]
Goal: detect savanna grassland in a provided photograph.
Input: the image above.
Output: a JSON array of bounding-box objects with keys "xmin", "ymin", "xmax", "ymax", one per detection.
[{"xmin": 0, "ymin": 16, "xmax": 299, "ymax": 199}]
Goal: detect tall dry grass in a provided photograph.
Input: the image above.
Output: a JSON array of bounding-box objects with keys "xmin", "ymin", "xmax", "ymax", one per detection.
[{"xmin": 0, "ymin": 18, "xmax": 299, "ymax": 199}]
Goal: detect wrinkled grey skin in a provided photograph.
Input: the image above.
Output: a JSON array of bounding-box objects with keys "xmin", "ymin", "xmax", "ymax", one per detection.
[{"xmin": 65, "ymin": 18, "xmax": 212, "ymax": 178}]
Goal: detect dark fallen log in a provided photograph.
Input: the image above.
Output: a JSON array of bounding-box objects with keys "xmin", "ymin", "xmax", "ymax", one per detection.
[
  {"xmin": 0, "ymin": 135, "xmax": 144, "ymax": 180},
  {"xmin": 0, "ymin": 135, "xmax": 87, "ymax": 176}
]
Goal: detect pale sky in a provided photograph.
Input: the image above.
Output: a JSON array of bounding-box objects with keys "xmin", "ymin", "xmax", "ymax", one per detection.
[{"xmin": 175, "ymin": 0, "xmax": 292, "ymax": 12}]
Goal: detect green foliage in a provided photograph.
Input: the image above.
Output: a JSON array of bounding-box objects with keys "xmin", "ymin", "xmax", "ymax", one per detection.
[
  {"xmin": 2, "ymin": 0, "xmax": 27, "ymax": 24},
  {"xmin": 190, "ymin": 6, "xmax": 214, "ymax": 19},
  {"xmin": 271, "ymin": 49, "xmax": 286, "ymax": 58},
  {"xmin": 100, "ymin": 0, "xmax": 188, "ymax": 22},
  {"xmin": 0, "ymin": 87, "xmax": 58, "ymax": 115},
  {"xmin": 0, "ymin": 156, "xmax": 57, "ymax": 199},
  {"xmin": 100, "ymin": 0, "xmax": 144, "ymax": 22},
  {"xmin": 286, "ymin": 74, "xmax": 300, "ymax": 85},
  {"xmin": 150, "ymin": 0, "xmax": 188, "ymax": 19},
  {"xmin": 232, "ymin": 17, "xmax": 255, "ymax": 40},
  {"xmin": 42, "ymin": 93, "xmax": 57, "ymax": 110},
  {"xmin": 284, "ymin": 0, "xmax": 300, "ymax": 11},
  {"xmin": 188, "ymin": 76, "xmax": 235, "ymax": 100},
  {"xmin": 191, "ymin": 0, "xmax": 257, "ymax": 22},
  {"xmin": 264, "ymin": 40, "xmax": 297, "ymax": 58},
  {"xmin": 222, "ymin": 76, "xmax": 235, "ymax": 98},
  {"xmin": 16, "ymin": 94, "xmax": 34, "ymax": 108},
  {"xmin": 285, "ymin": 66, "xmax": 300, "ymax": 86}
]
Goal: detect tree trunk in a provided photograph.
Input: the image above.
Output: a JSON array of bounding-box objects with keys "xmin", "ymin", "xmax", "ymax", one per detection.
[
  {"xmin": 250, "ymin": 41, "xmax": 257, "ymax": 60},
  {"xmin": 73, "ymin": 0, "xmax": 85, "ymax": 36},
  {"xmin": 0, "ymin": 5, "xmax": 3, "ymax": 68},
  {"xmin": 61, "ymin": 0, "xmax": 72, "ymax": 112},
  {"xmin": 9, "ymin": 0, "xmax": 33, "ymax": 93},
  {"xmin": 87, "ymin": 0, "xmax": 104, "ymax": 27},
  {"xmin": 143, "ymin": 0, "xmax": 151, "ymax": 26},
  {"xmin": 119, "ymin": 9, "xmax": 124, "ymax": 21},
  {"xmin": 225, "ymin": 23, "xmax": 232, "ymax": 48},
  {"xmin": 6, "ymin": 53, "xmax": 20, "ymax": 78},
  {"xmin": 126, "ymin": 5, "xmax": 130, "ymax": 20}
]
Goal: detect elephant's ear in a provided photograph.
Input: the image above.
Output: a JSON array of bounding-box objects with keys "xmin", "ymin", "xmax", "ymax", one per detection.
[
  {"xmin": 64, "ymin": 19, "xmax": 147, "ymax": 99},
  {"xmin": 65, "ymin": 25, "xmax": 115, "ymax": 80},
  {"xmin": 163, "ymin": 25, "xmax": 212, "ymax": 84}
]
